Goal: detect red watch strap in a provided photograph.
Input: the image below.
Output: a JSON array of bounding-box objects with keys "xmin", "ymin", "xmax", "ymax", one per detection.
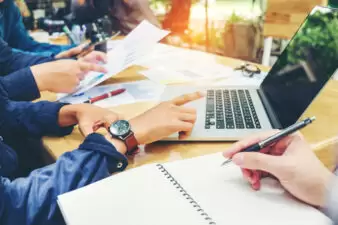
[{"xmin": 125, "ymin": 131, "xmax": 139, "ymax": 156}]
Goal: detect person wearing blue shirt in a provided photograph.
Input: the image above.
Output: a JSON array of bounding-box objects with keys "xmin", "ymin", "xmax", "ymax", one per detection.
[
  {"xmin": 0, "ymin": 38, "xmax": 107, "ymax": 101},
  {"xmin": 0, "ymin": 36, "xmax": 109, "ymax": 176},
  {"xmin": 0, "ymin": 0, "xmax": 84, "ymax": 57},
  {"xmin": 0, "ymin": 79, "xmax": 202, "ymax": 225}
]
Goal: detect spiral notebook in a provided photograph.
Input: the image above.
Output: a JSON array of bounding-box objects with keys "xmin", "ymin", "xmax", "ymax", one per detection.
[{"xmin": 57, "ymin": 153, "xmax": 331, "ymax": 225}]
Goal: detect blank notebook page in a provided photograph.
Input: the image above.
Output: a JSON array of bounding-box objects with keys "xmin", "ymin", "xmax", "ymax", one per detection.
[
  {"xmin": 58, "ymin": 164, "xmax": 207, "ymax": 225},
  {"xmin": 163, "ymin": 152, "xmax": 332, "ymax": 225}
]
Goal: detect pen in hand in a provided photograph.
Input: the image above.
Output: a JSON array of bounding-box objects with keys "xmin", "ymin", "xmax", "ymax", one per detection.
[{"xmin": 221, "ymin": 117, "xmax": 316, "ymax": 166}]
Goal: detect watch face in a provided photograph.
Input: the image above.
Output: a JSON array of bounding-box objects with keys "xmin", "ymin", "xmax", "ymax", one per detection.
[{"xmin": 109, "ymin": 120, "xmax": 130, "ymax": 136}]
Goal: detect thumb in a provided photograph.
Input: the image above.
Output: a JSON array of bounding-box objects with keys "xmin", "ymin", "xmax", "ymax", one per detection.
[{"xmin": 232, "ymin": 152, "xmax": 283, "ymax": 175}]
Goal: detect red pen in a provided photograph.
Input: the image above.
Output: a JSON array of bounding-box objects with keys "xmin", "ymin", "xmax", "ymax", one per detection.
[{"xmin": 83, "ymin": 88, "xmax": 126, "ymax": 104}]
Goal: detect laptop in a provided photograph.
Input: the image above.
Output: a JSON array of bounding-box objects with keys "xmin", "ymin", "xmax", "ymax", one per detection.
[{"xmin": 160, "ymin": 6, "xmax": 338, "ymax": 141}]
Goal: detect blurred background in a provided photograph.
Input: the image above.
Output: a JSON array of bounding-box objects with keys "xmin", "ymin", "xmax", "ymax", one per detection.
[{"xmin": 19, "ymin": 0, "xmax": 338, "ymax": 66}]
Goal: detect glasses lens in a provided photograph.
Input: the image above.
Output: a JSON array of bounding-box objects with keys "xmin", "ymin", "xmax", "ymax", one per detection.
[
  {"xmin": 242, "ymin": 70, "xmax": 253, "ymax": 77},
  {"xmin": 246, "ymin": 64, "xmax": 259, "ymax": 73}
]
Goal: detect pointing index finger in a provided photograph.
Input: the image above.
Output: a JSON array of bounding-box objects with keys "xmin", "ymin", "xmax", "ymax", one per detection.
[
  {"xmin": 171, "ymin": 91, "xmax": 205, "ymax": 106},
  {"xmin": 78, "ymin": 61, "xmax": 107, "ymax": 73}
]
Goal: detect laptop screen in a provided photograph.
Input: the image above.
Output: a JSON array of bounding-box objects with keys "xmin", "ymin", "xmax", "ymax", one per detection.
[{"xmin": 260, "ymin": 6, "xmax": 338, "ymax": 128}]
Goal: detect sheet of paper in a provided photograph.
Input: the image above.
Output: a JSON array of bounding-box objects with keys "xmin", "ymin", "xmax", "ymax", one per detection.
[
  {"xmin": 213, "ymin": 70, "xmax": 268, "ymax": 87},
  {"xmin": 140, "ymin": 65, "xmax": 266, "ymax": 86},
  {"xmin": 58, "ymin": 80, "xmax": 164, "ymax": 107},
  {"xmin": 58, "ymin": 20, "xmax": 170, "ymax": 100},
  {"xmin": 57, "ymin": 152, "xmax": 330, "ymax": 225},
  {"xmin": 163, "ymin": 153, "xmax": 331, "ymax": 225},
  {"xmin": 58, "ymin": 165, "xmax": 206, "ymax": 225},
  {"xmin": 136, "ymin": 43, "xmax": 268, "ymax": 86},
  {"xmin": 107, "ymin": 39, "xmax": 122, "ymax": 51}
]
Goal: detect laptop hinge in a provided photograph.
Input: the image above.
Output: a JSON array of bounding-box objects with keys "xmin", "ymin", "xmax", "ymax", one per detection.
[{"xmin": 257, "ymin": 89, "xmax": 283, "ymax": 129}]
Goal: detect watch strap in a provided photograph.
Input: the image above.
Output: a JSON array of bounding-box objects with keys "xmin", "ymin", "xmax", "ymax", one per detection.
[{"xmin": 124, "ymin": 131, "xmax": 139, "ymax": 156}]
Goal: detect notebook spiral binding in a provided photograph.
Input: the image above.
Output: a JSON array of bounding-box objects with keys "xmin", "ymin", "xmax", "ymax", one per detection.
[{"xmin": 156, "ymin": 164, "xmax": 216, "ymax": 225}]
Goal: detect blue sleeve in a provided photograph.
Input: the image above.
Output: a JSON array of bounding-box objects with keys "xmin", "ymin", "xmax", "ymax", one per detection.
[
  {"xmin": 0, "ymin": 133, "xmax": 128, "ymax": 225},
  {"xmin": 0, "ymin": 68, "xmax": 40, "ymax": 101},
  {"xmin": 0, "ymin": 87, "xmax": 74, "ymax": 137},
  {"xmin": 6, "ymin": 1, "xmax": 73, "ymax": 56},
  {"xmin": 10, "ymin": 45, "xmax": 74, "ymax": 58},
  {"xmin": 0, "ymin": 39, "xmax": 54, "ymax": 76}
]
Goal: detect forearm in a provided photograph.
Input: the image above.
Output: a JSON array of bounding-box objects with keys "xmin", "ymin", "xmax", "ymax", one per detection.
[
  {"xmin": 0, "ymin": 39, "xmax": 54, "ymax": 75},
  {"xmin": 0, "ymin": 68, "xmax": 40, "ymax": 101},
  {"xmin": 13, "ymin": 42, "xmax": 74, "ymax": 56},
  {"xmin": 0, "ymin": 100, "xmax": 74, "ymax": 138},
  {"xmin": 0, "ymin": 134, "xmax": 128, "ymax": 225},
  {"xmin": 5, "ymin": 49, "xmax": 55, "ymax": 71}
]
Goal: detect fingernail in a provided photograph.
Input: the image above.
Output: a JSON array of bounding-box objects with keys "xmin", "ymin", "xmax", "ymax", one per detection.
[{"xmin": 232, "ymin": 154, "xmax": 244, "ymax": 166}]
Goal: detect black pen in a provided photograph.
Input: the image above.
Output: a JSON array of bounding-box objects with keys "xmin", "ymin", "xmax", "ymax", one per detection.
[{"xmin": 221, "ymin": 116, "xmax": 316, "ymax": 166}]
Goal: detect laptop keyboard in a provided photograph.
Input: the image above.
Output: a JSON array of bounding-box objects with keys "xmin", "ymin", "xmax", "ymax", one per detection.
[{"xmin": 205, "ymin": 89, "xmax": 261, "ymax": 130}]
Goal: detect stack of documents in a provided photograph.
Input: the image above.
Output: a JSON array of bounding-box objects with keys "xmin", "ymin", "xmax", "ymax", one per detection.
[
  {"xmin": 58, "ymin": 20, "xmax": 170, "ymax": 100},
  {"xmin": 136, "ymin": 43, "xmax": 267, "ymax": 86},
  {"xmin": 58, "ymin": 80, "xmax": 164, "ymax": 107}
]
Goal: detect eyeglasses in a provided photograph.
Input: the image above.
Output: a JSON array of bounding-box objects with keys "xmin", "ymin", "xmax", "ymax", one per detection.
[{"xmin": 234, "ymin": 63, "xmax": 261, "ymax": 78}]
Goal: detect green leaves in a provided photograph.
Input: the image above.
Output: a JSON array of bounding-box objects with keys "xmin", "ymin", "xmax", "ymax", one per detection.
[{"xmin": 282, "ymin": 10, "xmax": 338, "ymax": 79}]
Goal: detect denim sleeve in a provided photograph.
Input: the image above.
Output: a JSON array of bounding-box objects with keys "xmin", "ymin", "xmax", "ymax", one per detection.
[
  {"xmin": 0, "ymin": 68, "xmax": 40, "ymax": 101},
  {"xmin": 0, "ymin": 133, "xmax": 128, "ymax": 225},
  {"xmin": 0, "ymin": 99, "xmax": 74, "ymax": 138},
  {"xmin": 0, "ymin": 39, "xmax": 54, "ymax": 75}
]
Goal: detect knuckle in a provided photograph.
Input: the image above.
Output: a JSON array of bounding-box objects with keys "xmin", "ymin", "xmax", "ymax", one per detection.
[
  {"xmin": 186, "ymin": 123, "xmax": 194, "ymax": 130},
  {"xmin": 191, "ymin": 114, "xmax": 197, "ymax": 121},
  {"xmin": 190, "ymin": 108, "xmax": 197, "ymax": 114},
  {"xmin": 168, "ymin": 103, "xmax": 177, "ymax": 110}
]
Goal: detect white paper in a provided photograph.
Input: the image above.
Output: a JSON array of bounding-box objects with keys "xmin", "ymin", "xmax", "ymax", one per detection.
[
  {"xmin": 57, "ymin": 153, "xmax": 330, "ymax": 225},
  {"xmin": 107, "ymin": 39, "xmax": 122, "ymax": 51},
  {"xmin": 58, "ymin": 80, "xmax": 164, "ymax": 107},
  {"xmin": 58, "ymin": 165, "xmax": 206, "ymax": 225},
  {"xmin": 213, "ymin": 70, "xmax": 268, "ymax": 87},
  {"xmin": 163, "ymin": 153, "xmax": 331, "ymax": 225},
  {"xmin": 140, "ymin": 64, "xmax": 267, "ymax": 86},
  {"xmin": 58, "ymin": 20, "xmax": 170, "ymax": 100},
  {"xmin": 136, "ymin": 43, "xmax": 267, "ymax": 86}
]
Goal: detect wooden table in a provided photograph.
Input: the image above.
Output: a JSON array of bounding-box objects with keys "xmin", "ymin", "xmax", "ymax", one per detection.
[{"xmin": 41, "ymin": 54, "xmax": 338, "ymax": 170}]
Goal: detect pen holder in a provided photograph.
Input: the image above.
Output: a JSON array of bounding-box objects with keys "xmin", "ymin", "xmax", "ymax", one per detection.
[{"xmin": 95, "ymin": 41, "xmax": 107, "ymax": 53}]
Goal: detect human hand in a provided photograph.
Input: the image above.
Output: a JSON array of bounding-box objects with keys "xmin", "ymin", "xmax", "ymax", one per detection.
[
  {"xmin": 129, "ymin": 92, "xmax": 204, "ymax": 144},
  {"xmin": 31, "ymin": 59, "xmax": 107, "ymax": 93},
  {"xmin": 77, "ymin": 51, "xmax": 107, "ymax": 64},
  {"xmin": 223, "ymin": 131, "xmax": 333, "ymax": 207},
  {"xmin": 55, "ymin": 45, "xmax": 85, "ymax": 59},
  {"xmin": 55, "ymin": 44, "xmax": 95, "ymax": 59},
  {"xmin": 58, "ymin": 104, "xmax": 122, "ymax": 137}
]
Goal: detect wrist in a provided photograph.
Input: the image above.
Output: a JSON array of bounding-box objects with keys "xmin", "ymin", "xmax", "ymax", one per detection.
[
  {"xmin": 104, "ymin": 135, "xmax": 128, "ymax": 155},
  {"xmin": 129, "ymin": 118, "xmax": 145, "ymax": 144},
  {"xmin": 30, "ymin": 65, "xmax": 48, "ymax": 92},
  {"xmin": 58, "ymin": 104, "xmax": 80, "ymax": 127}
]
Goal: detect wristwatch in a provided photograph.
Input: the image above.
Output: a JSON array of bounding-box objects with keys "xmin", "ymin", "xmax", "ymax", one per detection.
[{"xmin": 108, "ymin": 120, "xmax": 139, "ymax": 155}]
